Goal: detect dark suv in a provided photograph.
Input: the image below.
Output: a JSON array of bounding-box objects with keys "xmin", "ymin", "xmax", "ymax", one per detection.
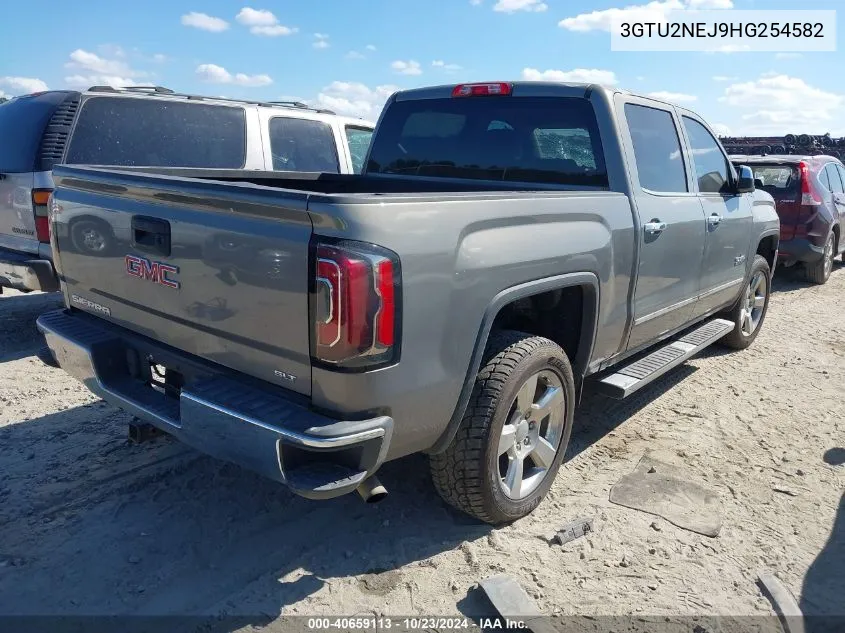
[
  {"xmin": 0, "ymin": 86, "xmax": 373, "ymax": 294},
  {"xmin": 731, "ymin": 154, "xmax": 845, "ymax": 284}
]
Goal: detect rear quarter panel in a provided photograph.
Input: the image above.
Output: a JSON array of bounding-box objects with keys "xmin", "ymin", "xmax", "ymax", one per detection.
[{"xmin": 307, "ymin": 190, "xmax": 636, "ymax": 458}]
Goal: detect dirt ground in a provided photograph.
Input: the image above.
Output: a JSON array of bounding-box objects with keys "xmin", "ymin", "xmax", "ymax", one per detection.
[{"xmin": 0, "ymin": 265, "xmax": 842, "ymax": 631}]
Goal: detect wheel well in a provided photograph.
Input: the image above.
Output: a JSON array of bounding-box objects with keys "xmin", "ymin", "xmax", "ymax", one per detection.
[
  {"xmin": 756, "ymin": 235, "xmax": 778, "ymax": 270},
  {"xmin": 489, "ymin": 285, "xmax": 590, "ymax": 376}
]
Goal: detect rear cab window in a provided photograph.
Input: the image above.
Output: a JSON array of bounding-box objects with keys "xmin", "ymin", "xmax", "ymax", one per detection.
[
  {"xmin": 66, "ymin": 97, "xmax": 247, "ymax": 167},
  {"xmin": 269, "ymin": 117, "xmax": 339, "ymax": 172},
  {"xmin": 366, "ymin": 96, "xmax": 608, "ymax": 187}
]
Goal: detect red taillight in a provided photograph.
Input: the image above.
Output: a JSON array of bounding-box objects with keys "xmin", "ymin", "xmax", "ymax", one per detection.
[
  {"xmin": 452, "ymin": 82, "xmax": 512, "ymax": 97},
  {"xmin": 312, "ymin": 241, "xmax": 400, "ymax": 369},
  {"xmin": 32, "ymin": 188, "xmax": 53, "ymax": 243},
  {"xmin": 799, "ymin": 162, "xmax": 822, "ymax": 206},
  {"xmin": 375, "ymin": 259, "xmax": 395, "ymax": 347}
]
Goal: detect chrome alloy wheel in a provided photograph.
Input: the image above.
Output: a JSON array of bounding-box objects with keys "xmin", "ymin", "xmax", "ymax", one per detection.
[
  {"xmin": 740, "ymin": 270, "xmax": 768, "ymax": 337},
  {"xmin": 497, "ymin": 370, "xmax": 566, "ymax": 500},
  {"xmin": 823, "ymin": 235, "xmax": 835, "ymax": 280}
]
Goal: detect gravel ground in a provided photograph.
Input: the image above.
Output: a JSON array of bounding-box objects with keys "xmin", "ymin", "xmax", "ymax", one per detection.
[{"xmin": 0, "ymin": 266, "xmax": 842, "ymax": 631}]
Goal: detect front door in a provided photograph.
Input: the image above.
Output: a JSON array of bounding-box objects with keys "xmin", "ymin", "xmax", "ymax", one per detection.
[
  {"xmin": 621, "ymin": 99, "xmax": 707, "ymax": 351},
  {"xmin": 680, "ymin": 115, "xmax": 753, "ymax": 316}
]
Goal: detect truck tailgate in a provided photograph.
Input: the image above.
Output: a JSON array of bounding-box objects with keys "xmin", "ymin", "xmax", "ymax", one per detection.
[{"xmin": 51, "ymin": 167, "xmax": 314, "ymax": 396}]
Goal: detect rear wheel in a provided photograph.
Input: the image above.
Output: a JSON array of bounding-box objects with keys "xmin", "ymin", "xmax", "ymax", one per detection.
[
  {"xmin": 430, "ymin": 331, "xmax": 575, "ymax": 525},
  {"xmin": 719, "ymin": 254, "xmax": 771, "ymax": 350},
  {"xmin": 805, "ymin": 233, "xmax": 835, "ymax": 284}
]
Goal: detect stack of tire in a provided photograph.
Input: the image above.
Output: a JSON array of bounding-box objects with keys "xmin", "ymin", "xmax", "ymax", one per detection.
[{"xmin": 720, "ymin": 133, "xmax": 845, "ymax": 159}]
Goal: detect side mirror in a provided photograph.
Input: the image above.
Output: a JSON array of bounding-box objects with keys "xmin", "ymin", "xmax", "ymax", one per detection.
[{"xmin": 736, "ymin": 165, "xmax": 755, "ymax": 193}]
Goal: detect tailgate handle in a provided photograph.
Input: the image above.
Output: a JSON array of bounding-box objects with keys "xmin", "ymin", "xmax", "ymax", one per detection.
[{"xmin": 132, "ymin": 216, "xmax": 171, "ymax": 256}]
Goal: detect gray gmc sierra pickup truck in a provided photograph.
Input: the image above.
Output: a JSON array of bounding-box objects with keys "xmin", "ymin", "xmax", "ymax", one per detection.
[{"xmin": 38, "ymin": 81, "xmax": 779, "ymax": 524}]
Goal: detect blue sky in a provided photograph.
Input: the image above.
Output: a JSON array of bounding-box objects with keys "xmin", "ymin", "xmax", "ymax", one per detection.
[{"xmin": 1, "ymin": 0, "xmax": 842, "ymax": 135}]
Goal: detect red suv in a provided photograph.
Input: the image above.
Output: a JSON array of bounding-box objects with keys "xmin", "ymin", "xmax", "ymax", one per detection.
[{"xmin": 732, "ymin": 154, "xmax": 845, "ymax": 284}]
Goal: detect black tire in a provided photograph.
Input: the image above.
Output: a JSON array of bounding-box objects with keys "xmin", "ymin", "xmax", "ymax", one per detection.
[
  {"xmin": 70, "ymin": 219, "xmax": 114, "ymax": 256},
  {"xmin": 719, "ymin": 254, "xmax": 772, "ymax": 350},
  {"xmin": 805, "ymin": 233, "xmax": 836, "ymax": 285},
  {"xmin": 429, "ymin": 331, "xmax": 575, "ymax": 525}
]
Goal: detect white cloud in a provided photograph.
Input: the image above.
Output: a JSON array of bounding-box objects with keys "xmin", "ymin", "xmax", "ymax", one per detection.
[
  {"xmin": 66, "ymin": 49, "xmax": 142, "ymax": 77},
  {"xmin": 236, "ymin": 7, "xmax": 297, "ymax": 36},
  {"xmin": 432, "ymin": 60, "xmax": 462, "ymax": 71},
  {"xmin": 647, "ymin": 90, "xmax": 697, "ymax": 102},
  {"xmin": 346, "ymin": 51, "xmax": 366, "ymax": 60},
  {"xmin": 712, "ymin": 75, "xmax": 737, "ymax": 81},
  {"xmin": 314, "ymin": 81, "xmax": 398, "ymax": 119},
  {"xmin": 236, "ymin": 7, "xmax": 277, "ymax": 26},
  {"xmin": 181, "ymin": 12, "xmax": 229, "ymax": 32},
  {"xmin": 559, "ymin": 0, "xmax": 731, "ymax": 32},
  {"xmin": 391, "ymin": 60, "xmax": 422, "ymax": 76},
  {"xmin": 470, "ymin": 0, "xmax": 482, "ymax": 5},
  {"xmin": 522, "ymin": 67, "xmax": 618, "ymax": 85},
  {"xmin": 195, "ymin": 63, "xmax": 272, "ymax": 87},
  {"xmin": 720, "ymin": 74, "xmax": 843, "ymax": 134},
  {"xmin": 494, "ymin": 0, "xmax": 547, "ymax": 12},
  {"xmin": 64, "ymin": 75, "xmax": 137, "ymax": 88},
  {"xmin": 252, "ymin": 25, "xmax": 297, "ymax": 36},
  {"xmin": 710, "ymin": 122, "xmax": 731, "ymax": 136},
  {"xmin": 63, "ymin": 49, "xmax": 147, "ymax": 88},
  {"xmin": 313, "ymin": 33, "xmax": 330, "ymax": 49},
  {"xmin": 152, "ymin": 53, "xmax": 167, "ymax": 63},
  {"xmin": 0, "ymin": 76, "xmax": 49, "ymax": 94},
  {"xmin": 365, "ymin": 44, "xmax": 377, "ymax": 51},
  {"xmin": 686, "ymin": 0, "xmax": 732, "ymax": 7}
]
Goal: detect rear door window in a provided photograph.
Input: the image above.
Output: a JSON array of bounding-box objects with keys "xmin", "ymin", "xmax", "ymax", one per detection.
[
  {"xmin": 269, "ymin": 117, "xmax": 340, "ymax": 173},
  {"xmin": 345, "ymin": 126, "xmax": 373, "ymax": 174},
  {"xmin": 367, "ymin": 96, "xmax": 608, "ymax": 187},
  {"xmin": 825, "ymin": 164, "xmax": 845, "ymax": 193},
  {"xmin": 624, "ymin": 103, "xmax": 687, "ymax": 193},
  {"xmin": 819, "ymin": 165, "xmax": 832, "ymax": 191},
  {"xmin": 66, "ymin": 97, "xmax": 246, "ymax": 168}
]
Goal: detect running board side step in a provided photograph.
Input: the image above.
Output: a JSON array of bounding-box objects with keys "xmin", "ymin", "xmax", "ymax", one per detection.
[{"xmin": 591, "ymin": 318, "xmax": 734, "ymax": 399}]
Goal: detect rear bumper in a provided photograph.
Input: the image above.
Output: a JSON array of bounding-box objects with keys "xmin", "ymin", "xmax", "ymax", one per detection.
[
  {"xmin": 0, "ymin": 248, "xmax": 59, "ymax": 292},
  {"xmin": 36, "ymin": 309, "xmax": 393, "ymax": 500},
  {"xmin": 778, "ymin": 237, "xmax": 825, "ymax": 264}
]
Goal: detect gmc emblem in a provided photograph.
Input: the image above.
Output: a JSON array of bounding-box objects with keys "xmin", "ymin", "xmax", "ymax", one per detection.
[{"xmin": 125, "ymin": 254, "xmax": 180, "ymax": 289}]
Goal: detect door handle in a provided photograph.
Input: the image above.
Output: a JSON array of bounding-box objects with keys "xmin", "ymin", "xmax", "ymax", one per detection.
[
  {"xmin": 644, "ymin": 221, "xmax": 667, "ymax": 234},
  {"xmin": 132, "ymin": 215, "xmax": 171, "ymax": 256},
  {"xmin": 707, "ymin": 213, "xmax": 723, "ymax": 227}
]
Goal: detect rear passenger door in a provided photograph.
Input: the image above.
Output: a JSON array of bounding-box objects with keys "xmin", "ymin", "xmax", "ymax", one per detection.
[
  {"xmin": 680, "ymin": 114, "xmax": 753, "ymax": 316},
  {"xmin": 619, "ymin": 98, "xmax": 707, "ymax": 351}
]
